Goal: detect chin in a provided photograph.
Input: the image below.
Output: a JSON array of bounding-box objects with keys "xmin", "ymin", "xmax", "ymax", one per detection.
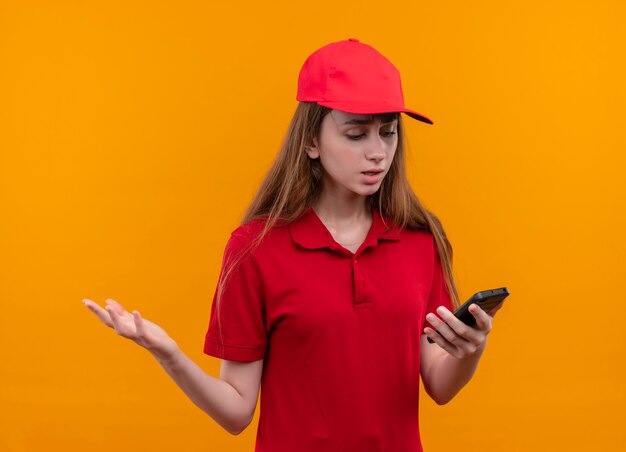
[{"xmin": 356, "ymin": 185, "xmax": 382, "ymax": 197}]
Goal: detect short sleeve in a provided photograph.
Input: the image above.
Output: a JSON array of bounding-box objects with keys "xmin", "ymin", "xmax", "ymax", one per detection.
[
  {"xmin": 203, "ymin": 232, "xmax": 267, "ymax": 362},
  {"xmin": 425, "ymin": 238, "xmax": 454, "ymax": 315}
]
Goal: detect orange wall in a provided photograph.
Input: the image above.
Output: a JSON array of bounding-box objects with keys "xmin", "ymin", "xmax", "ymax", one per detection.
[{"xmin": 1, "ymin": 1, "xmax": 624, "ymax": 451}]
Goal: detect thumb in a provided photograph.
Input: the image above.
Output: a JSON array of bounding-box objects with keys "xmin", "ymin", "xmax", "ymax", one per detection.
[{"xmin": 133, "ymin": 310, "xmax": 147, "ymax": 337}]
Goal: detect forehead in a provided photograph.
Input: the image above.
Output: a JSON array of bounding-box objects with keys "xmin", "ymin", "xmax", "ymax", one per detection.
[{"xmin": 329, "ymin": 109, "xmax": 399, "ymax": 125}]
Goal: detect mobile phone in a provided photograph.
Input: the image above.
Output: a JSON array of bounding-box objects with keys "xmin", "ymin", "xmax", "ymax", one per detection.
[{"xmin": 426, "ymin": 287, "xmax": 510, "ymax": 343}]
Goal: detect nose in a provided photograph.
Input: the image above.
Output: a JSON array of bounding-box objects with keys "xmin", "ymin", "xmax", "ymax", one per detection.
[{"xmin": 364, "ymin": 134, "xmax": 386, "ymax": 162}]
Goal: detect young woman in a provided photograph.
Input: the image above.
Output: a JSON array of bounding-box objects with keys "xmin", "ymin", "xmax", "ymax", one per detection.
[{"xmin": 83, "ymin": 38, "xmax": 503, "ymax": 452}]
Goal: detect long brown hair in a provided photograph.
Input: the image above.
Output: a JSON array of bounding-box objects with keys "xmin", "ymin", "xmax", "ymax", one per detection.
[{"xmin": 214, "ymin": 102, "xmax": 460, "ymax": 349}]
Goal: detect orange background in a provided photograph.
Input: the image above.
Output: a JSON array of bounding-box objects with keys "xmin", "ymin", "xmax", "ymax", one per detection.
[{"xmin": 1, "ymin": 1, "xmax": 625, "ymax": 451}]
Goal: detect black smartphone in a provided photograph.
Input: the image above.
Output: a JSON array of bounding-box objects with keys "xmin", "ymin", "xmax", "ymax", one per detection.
[
  {"xmin": 454, "ymin": 287, "xmax": 509, "ymax": 326},
  {"xmin": 426, "ymin": 287, "xmax": 510, "ymax": 343}
]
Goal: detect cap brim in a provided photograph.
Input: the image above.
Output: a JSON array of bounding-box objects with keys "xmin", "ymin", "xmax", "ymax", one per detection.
[
  {"xmin": 402, "ymin": 109, "xmax": 434, "ymax": 125},
  {"xmin": 315, "ymin": 101, "xmax": 434, "ymax": 125}
]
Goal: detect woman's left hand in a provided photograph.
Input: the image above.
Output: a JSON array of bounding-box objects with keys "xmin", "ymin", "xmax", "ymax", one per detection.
[{"xmin": 423, "ymin": 301, "xmax": 504, "ymax": 360}]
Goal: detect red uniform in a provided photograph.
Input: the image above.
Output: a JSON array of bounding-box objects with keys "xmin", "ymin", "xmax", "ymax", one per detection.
[{"xmin": 204, "ymin": 206, "xmax": 453, "ymax": 451}]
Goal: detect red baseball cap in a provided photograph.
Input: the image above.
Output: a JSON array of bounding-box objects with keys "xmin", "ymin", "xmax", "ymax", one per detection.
[{"xmin": 296, "ymin": 38, "xmax": 433, "ymax": 125}]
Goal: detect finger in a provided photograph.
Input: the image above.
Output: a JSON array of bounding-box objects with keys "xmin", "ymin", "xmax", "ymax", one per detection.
[
  {"xmin": 105, "ymin": 298, "xmax": 127, "ymax": 315},
  {"xmin": 470, "ymin": 303, "xmax": 492, "ymax": 332},
  {"xmin": 106, "ymin": 305, "xmax": 126, "ymax": 335},
  {"xmin": 423, "ymin": 327, "xmax": 458, "ymax": 356},
  {"xmin": 436, "ymin": 306, "xmax": 481, "ymax": 343},
  {"xmin": 425, "ymin": 311, "xmax": 465, "ymax": 345},
  {"xmin": 424, "ymin": 327, "xmax": 445, "ymax": 344},
  {"xmin": 83, "ymin": 299, "xmax": 114, "ymax": 328}
]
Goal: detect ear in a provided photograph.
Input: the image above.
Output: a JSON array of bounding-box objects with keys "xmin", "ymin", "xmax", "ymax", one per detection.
[{"xmin": 306, "ymin": 138, "xmax": 320, "ymax": 159}]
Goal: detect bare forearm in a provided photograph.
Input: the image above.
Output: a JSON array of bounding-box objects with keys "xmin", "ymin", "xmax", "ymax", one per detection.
[
  {"xmin": 421, "ymin": 301, "xmax": 504, "ymax": 405},
  {"xmin": 423, "ymin": 342, "xmax": 486, "ymax": 405},
  {"xmin": 151, "ymin": 347, "xmax": 248, "ymax": 434},
  {"xmin": 82, "ymin": 299, "xmax": 250, "ymax": 434}
]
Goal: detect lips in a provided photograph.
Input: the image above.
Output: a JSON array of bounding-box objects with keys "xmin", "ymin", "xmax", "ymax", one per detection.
[
  {"xmin": 361, "ymin": 170, "xmax": 384, "ymax": 185},
  {"xmin": 362, "ymin": 169, "xmax": 383, "ymax": 176}
]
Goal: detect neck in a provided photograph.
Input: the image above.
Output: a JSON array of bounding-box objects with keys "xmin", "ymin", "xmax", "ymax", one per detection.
[{"xmin": 312, "ymin": 191, "xmax": 371, "ymax": 229}]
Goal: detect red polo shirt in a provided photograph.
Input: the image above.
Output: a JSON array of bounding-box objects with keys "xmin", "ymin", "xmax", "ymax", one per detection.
[{"xmin": 204, "ymin": 206, "xmax": 453, "ymax": 452}]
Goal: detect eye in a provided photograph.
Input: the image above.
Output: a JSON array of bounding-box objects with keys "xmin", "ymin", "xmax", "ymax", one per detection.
[{"xmin": 346, "ymin": 129, "xmax": 397, "ymax": 140}]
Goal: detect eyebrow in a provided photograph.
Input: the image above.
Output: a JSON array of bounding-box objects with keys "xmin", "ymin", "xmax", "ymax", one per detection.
[{"xmin": 342, "ymin": 114, "xmax": 398, "ymax": 125}]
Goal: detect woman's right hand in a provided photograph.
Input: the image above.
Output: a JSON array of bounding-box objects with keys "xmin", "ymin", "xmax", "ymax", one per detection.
[{"xmin": 83, "ymin": 298, "xmax": 179, "ymax": 364}]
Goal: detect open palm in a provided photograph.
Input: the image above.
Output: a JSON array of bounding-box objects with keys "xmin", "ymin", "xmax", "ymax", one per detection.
[{"xmin": 83, "ymin": 298, "xmax": 178, "ymax": 362}]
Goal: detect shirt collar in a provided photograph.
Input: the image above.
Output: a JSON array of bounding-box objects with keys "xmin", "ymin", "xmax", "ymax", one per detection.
[{"xmin": 289, "ymin": 205, "xmax": 401, "ymax": 252}]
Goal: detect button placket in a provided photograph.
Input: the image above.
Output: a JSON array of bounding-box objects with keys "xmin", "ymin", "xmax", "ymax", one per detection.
[{"xmin": 352, "ymin": 252, "xmax": 369, "ymax": 306}]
